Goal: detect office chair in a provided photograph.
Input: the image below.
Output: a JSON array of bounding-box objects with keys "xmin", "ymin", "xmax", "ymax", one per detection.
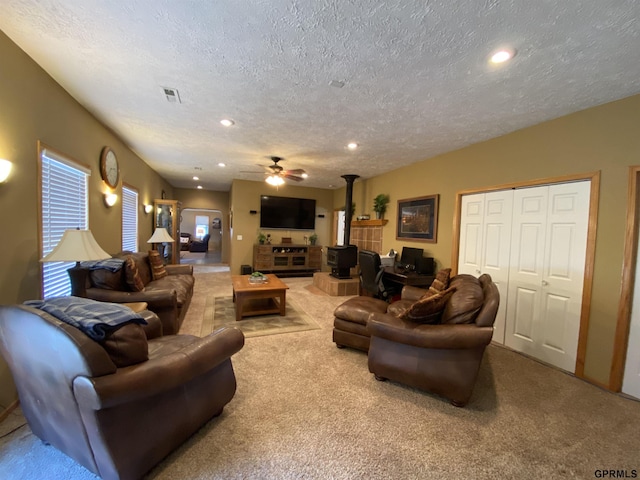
[{"xmin": 359, "ymin": 250, "xmax": 397, "ymax": 301}]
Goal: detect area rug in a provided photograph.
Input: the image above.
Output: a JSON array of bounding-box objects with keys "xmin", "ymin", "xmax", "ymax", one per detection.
[{"xmin": 200, "ymin": 295, "xmax": 321, "ymax": 338}]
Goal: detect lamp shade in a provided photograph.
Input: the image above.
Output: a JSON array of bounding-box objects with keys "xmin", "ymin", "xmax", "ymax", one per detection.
[
  {"xmin": 41, "ymin": 229, "xmax": 111, "ymax": 263},
  {"xmin": 147, "ymin": 227, "xmax": 175, "ymax": 243}
]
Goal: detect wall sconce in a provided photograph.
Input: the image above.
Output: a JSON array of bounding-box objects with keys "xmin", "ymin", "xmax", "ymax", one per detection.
[
  {"xmin": 0, "ymin": 159, "xmax": 12, "ymax": 183},
  {"xmin": 144, "ymin": 204, "xmax": 153, "ymax": 214},
  {"xmin": 104, "ymin": 192, "xmax": 118, "ymax": 207}
]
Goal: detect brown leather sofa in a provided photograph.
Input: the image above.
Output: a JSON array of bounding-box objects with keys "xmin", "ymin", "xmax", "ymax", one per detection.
[
  {"xmin": 76, "ymin": 251, "xmax": 194, "ymax": 335},
  {"xmin": 367, "ymin": 274, "xmax": 499, "ymax": 406},
  {"xmin": 0, "ymin": 304, "xmax": 244, "ymax": 480}
]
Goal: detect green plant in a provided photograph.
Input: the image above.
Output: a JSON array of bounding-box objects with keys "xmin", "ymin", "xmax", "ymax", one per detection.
[
  {"xmin": 309, "ymin": 233, "xmax": 318, "ymax": 245},
  {"xmin": 257, "ymin": 232, "xmax": 267, "ymax": 244},
  {"xmin": 373, "ymin": 194, "xmax": 390, "ymax": 217}
]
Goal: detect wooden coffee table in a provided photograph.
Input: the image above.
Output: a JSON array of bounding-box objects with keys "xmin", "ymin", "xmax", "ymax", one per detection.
[{"xmin": 231, "ymin": 274, "xmax": 289, "ymax": 322}]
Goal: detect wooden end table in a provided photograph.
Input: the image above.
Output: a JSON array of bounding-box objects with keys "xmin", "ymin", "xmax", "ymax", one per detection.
[{"xmin": 231, "ymin": 274, "xmax": 289, "ymax": 322}]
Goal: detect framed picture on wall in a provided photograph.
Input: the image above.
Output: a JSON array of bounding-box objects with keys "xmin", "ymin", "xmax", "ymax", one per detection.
[{"xmin": 396, "ymin": 194, "xmax": 439, "ymax": 242}]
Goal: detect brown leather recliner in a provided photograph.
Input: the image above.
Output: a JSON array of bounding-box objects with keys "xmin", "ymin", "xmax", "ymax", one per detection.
[
  {"xmin": 366, "ymin": 274, "xmax": 499, "ymax": 407},
  {"xmin": 0, "ymin": 304, "xmax": 244, "ymax": 480}
]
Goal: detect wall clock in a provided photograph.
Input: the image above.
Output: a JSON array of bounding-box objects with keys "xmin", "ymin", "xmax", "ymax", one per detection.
[{"xmin": 100, "ymin": 146, "xmax": 119, "ymax": 188}]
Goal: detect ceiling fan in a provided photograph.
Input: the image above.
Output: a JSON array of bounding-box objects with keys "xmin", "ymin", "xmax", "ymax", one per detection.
[{"xmin": 242, "ymin": 156, "xmax": 307, "ymax": 186}]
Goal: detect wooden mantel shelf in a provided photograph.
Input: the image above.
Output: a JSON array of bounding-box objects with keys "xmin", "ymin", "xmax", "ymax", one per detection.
[{"xmin": 351, "ymin": 219, "xmax": 388, "ymax": 226}]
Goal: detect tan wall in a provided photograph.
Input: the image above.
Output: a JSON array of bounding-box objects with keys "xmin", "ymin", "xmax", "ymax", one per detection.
[
  {"xmin": 229, "ymin": 180, "xmax": 334, "ymax": 273},
  {"xmin": 334, "ymin": 94, "xmax": 640, "ymax": 387},
  {"xmin": 174, "ymin": 188, "xmax": 230, "ymax": 262},
  {"xmin": 0, "ymin": 32, "xmax": 172, "ymax": 412}
]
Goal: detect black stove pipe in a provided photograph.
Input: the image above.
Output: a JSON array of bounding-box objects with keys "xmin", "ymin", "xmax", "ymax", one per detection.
[{"xmin": 341, "ymin": 174, "xmax": 359, "ymax": 244}]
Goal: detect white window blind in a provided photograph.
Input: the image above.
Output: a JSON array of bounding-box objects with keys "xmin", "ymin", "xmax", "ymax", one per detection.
[
  {"xmin": 122, "ymin": 186, "xmax": 138, "ymax": 252},
  {"xmin": 41, "ymin": 148, "xmax": 89, "ymax": 298}
]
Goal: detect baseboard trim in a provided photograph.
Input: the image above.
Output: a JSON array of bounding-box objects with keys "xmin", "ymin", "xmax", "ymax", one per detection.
[{"xmin": 0, "ymin": 399, "xmax": 19, "ymax": 423}]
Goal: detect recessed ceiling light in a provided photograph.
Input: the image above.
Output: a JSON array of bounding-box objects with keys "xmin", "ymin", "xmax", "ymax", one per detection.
[
  {"xmin": 193, "ymin": 176, "xmax": 199, "ymax": 180},
  {"xmin": 329, "ymin": 80, "xmax": 345, "ymax": 88},
  {"xmin": 220, "ymin": 119, "xmax": 234, "ymax": 127},
  {"xmin": 490, "ymin": 48, "xmax": 516, "ymax": 64},
  {"xmin": 197, "ymin": 185, "xmax": 203, "ymax": 189},
  {"xmin": 347, "ymin": 143, "xmax": 358, "ymax": 150},
  {"xmin": 301, "ymin": 173, "xmax": 308, "ymax": 178},
  {"xmin": 218, "ymin": 162, "xmax": 226, "ymax": 167}
]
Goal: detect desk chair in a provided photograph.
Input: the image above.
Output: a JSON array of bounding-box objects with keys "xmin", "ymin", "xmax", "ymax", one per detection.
[{"xmin": 359, "ymin": 250, "xmax": 397, "ymax": 301}]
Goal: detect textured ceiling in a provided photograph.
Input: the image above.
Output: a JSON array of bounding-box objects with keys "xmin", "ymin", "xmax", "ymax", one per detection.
[{"xmin": 2, "ymin": 0, "xmax": 640, "ymax": 191}]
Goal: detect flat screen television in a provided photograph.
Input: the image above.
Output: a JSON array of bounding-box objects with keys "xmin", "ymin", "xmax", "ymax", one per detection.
[{"xmin": 260, "ymin": 195, "xmax": 316, "ymax": 230}]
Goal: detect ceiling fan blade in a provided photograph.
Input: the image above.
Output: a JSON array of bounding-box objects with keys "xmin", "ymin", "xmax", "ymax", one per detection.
[
  {"xmin": 285, "ymin": 169, "xmax": 306, "ymax": 175},
  {"xmin": 284, "ymin": 174, "xmax": 304, "ymax": 181}
]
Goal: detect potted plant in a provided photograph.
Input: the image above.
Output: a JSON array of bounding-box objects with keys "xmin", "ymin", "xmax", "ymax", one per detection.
[
  {"xmin": 309, "ymin": 233, "xmax": 318, "ymax": 245},
  {"xmin": 257, "ymin": 232, "xmax": 267, "ymax": 244},
  {"xmin": 373, "ymin": 194, "xmax": 390, "ymax": 219}
]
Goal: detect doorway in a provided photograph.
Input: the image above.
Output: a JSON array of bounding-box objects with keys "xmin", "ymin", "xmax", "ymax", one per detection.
[
  {"xmin": 180, "ymin": 208, "xmax": 223, "ymax": 264},
  {"xmin": 614, "ymin": 166, "xmax": 640, "ymax": 398}
]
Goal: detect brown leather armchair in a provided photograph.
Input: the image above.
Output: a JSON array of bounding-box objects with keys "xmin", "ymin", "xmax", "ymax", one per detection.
[
  {"xmin": 0, "ymin": 304, "xmax": 244, "ymax": 480},
  {"xmin": 366, "ymin": 274, "xmax": 499, "ymax": 407}
]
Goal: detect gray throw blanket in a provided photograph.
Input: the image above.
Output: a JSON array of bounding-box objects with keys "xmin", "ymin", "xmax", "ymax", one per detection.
[
  {"xmin": 24, "ymin": 296, "xmax": 147, "ymax": 341},
  {"xmin": 80, "ymin": 258, "xmax": 125, "ymax": 272}
]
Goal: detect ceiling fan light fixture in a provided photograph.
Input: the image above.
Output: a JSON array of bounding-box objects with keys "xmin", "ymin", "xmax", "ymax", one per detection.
[{"xmin": 266, "ymin": 175, "xmax": 285, "ymax": 186}]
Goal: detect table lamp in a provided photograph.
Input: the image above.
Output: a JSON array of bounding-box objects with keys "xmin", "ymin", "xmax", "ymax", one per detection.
[
  {"xmin": 147, "ymin": 227, "xmax": 175, "ymax": 261},
  {"xmin": 41, "ymin": 229, "xmax": 111, "ymax": 297}
]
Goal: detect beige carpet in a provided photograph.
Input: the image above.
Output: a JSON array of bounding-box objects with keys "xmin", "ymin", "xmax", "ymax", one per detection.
[
  {"xmin": 1, "ymin": 269, "xmax": 640, "ymax": 480},
  {"xmin": 200, "ymin": 295, "xmax": 320, "ymax": 338}
]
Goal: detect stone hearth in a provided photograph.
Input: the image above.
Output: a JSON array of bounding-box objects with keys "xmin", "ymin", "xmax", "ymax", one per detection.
[{"xmin": 313, "ymin": 272, "xmax": 359, "ymax": 296}]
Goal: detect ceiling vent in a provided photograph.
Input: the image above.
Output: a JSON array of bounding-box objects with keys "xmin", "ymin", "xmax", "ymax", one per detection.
[{"xmin": 162, "ymin": 87, "xmax": 181, "ymax": 103}]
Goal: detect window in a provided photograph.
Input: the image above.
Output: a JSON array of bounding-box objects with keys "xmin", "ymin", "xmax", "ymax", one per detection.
[
  {"xmin": 122, "ymin": 185, "xmax": 138, "ymax": 252},
  {"xmin": 40, "ymin": 146, "xmax": 90, "ymax": 298}
]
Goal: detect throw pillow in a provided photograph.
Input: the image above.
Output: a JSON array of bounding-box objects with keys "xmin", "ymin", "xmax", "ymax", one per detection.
[
  {"xmin": 148, "ymin": 250, "xmax": 168, "ymax": 280},
  {"xmin": 425, "ymin": 268, "xmax": 452, "ymax": 297},
  {"xmin": 124, "ymin": 256, "xmax": 145, "ymax": 292},
  {"xmin": 100, "ymin": 323, "xmax": 149, "ymax": 367},
  {"xmin": 441, "ymin": 275, "xmax": 484, "ymax": 324},
  {"xmin": 400, "ymin": 286, "xmax": 457, "ymax": 324}
]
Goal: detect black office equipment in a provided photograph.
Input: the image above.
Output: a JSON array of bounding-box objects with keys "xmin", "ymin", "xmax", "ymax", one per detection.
[
  {"xmin": 417, "ymin": 256, "xmax": 435, "ymax": 275},
  {"xmin": 398, "ymin": 247, "xmax": 424, "ymax": 270}
]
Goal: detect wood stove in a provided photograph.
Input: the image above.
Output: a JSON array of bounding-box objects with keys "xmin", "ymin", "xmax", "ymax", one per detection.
[
  {"xmin": 328, "ymin": 174, "xmax": 359, "ymax": 279},
  {"xmin": 327, "ymin": 245, "xmax": 358, "ymax": 279}
]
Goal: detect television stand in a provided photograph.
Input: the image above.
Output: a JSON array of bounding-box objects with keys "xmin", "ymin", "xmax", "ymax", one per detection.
[{"xmin": 253, "ymin": 244, "xmax": 322, "ymax": 274}]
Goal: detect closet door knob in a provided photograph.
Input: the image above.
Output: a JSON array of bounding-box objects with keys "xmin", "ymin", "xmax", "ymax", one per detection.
[{"xmin": 541, "ymin": 280, "xmax": 549, "ymax": 286}]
